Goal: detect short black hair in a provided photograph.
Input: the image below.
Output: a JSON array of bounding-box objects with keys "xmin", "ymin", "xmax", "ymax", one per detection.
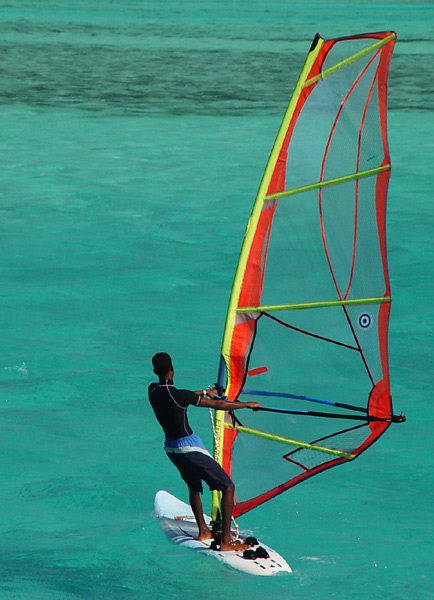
[{"xmin": 152, "ymin": 352, "xmax": 173, "ymax": 377}]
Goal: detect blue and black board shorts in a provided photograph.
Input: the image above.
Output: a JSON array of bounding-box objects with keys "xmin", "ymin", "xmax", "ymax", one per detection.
[{"xmin": 167, "ymin": 451, "xmax": 233, "ymax": 494}]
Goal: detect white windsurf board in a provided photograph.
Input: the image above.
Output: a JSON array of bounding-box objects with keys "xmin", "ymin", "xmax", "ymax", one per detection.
[{"xmin": 153, "ymin": 490, "xmax": 291, "ymax": 576}]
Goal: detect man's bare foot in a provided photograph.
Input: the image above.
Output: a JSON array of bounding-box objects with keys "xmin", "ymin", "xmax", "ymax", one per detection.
[
  {"xmin": 219, "ymin": 540, "xmax": 248, "ymax": 552},
  {"xmin": 198, "ymin": 526, "xmax": 212, "ymax": 542}
]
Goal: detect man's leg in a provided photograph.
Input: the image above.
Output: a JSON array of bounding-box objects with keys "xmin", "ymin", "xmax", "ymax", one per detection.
[
  {"xmin": 167, "ymin": 453, "xmax": 211, "ymax": 541},
  {"xmin": 189, "ymin": 489, "xmax": 212, "ymax": 542},
  {"xmin": 220, "ymin": 483, "xmax": 246, "ymax": 551},
  {"xmin": 176, "ymin": 452, "xmax": 246, "ymax": 550}
]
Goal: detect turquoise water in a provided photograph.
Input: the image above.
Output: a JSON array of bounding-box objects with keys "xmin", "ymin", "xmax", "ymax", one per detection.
[{"xmin": 1, "ymin": 1, "xmax": 433, "ymax": 598}]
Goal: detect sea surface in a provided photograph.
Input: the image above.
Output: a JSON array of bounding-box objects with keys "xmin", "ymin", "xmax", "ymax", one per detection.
[{"xmin": 1, "ymin": 1, "xmax": 433, "ymax": 599}]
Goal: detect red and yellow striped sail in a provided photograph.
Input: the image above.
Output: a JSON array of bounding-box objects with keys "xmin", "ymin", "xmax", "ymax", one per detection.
[{"xmin": 212, "ymin": 32, "xmax": 400, "ymax": 520}]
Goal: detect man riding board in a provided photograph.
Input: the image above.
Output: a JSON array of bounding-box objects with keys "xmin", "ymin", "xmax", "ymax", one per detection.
[{"xmin": 149, "ymin": 352, "xmax": 261, "ymax": 551}]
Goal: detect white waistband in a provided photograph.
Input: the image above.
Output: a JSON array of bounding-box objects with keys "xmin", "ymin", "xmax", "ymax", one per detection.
[{"xmin": 165, "ymin": 445, "xmax": 212, "ymax": 457}]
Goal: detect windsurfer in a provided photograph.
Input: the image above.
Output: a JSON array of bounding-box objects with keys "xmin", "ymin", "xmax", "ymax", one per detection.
[{"xmin": 149, "ymin": 352, "xmax": 261, "ymax": 551}]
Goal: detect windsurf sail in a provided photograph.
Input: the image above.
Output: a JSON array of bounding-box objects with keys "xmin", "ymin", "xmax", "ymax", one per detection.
[{"xmin": 211, "ymin": 32, "xmax": 404, "ymax": 521}]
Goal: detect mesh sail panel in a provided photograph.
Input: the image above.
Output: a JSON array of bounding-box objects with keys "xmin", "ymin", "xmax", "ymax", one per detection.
[{"xmin": 231, "ymin": 424, "xmax": 370, "ymax": 508}]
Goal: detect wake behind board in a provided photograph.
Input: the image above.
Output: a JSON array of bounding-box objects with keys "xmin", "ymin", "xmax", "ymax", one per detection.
[{"xmin": 153, "ymin": 490, "xmax": 291, "ymax": 576}]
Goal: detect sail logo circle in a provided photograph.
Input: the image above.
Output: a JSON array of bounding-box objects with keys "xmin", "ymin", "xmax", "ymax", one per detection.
[{"xmin": 358, "ymin": 313, "xmax": 372, "ymax": 329}]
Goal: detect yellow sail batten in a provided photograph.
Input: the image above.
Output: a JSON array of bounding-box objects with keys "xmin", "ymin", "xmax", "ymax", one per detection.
[
  {"xmin": 263, "ymin": 165, "xmax": 391, "ymax": 203},
  {"xmin": 226, "ymin": 423, "xmax": 355, "ymax": 459},
  {"xmin": 236, "ymin": 296, "xmax": 391, "ymax": 314},
  {"xmin": 304, "ymin": 33, "xmax": 396, "ymax": 88}
]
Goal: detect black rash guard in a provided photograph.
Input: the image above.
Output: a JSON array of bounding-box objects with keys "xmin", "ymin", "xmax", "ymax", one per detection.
[{"xmin": 148, "ymin": 378, "xmax": 200, "ymax": 441}]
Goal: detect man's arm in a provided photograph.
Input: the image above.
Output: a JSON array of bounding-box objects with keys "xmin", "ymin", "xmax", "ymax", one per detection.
[{"xmin": 196, "ymin": 392, "xmax": 261, "ymax": 411}]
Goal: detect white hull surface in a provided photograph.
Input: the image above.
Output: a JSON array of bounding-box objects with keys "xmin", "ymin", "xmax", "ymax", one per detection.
[{"xmin": 153, "ymin": 490, "xmax": 291, "ymax": 576}]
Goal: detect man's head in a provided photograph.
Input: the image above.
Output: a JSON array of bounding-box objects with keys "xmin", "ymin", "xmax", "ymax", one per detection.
[{"xmin": 152, "ymin": 352, "xmax": 173, "ymax": 379}]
